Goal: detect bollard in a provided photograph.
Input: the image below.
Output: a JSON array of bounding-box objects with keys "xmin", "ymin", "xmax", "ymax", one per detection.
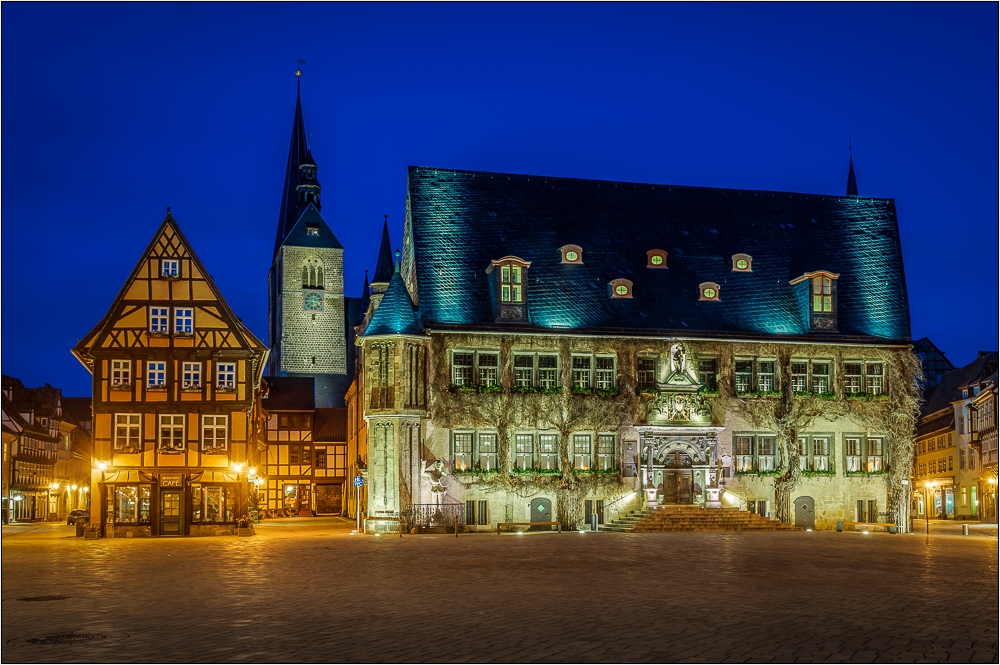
[
  {"xmin": 836, "ymin": 520, "xmax": 843, "ymax": 533},
  {"xmin": 962, "ymin": 523, "xmax": 970, "ymax": 536}
]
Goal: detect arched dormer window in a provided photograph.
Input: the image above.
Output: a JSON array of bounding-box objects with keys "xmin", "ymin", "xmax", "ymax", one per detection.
[
  {"xmin": 646, "ymin": 249, "xmax": 668, "ymax": 268},
  {"xmin": 699, "ymin": 282, "xmax": 720, "ymax": 301},
  {"xmin": 560, "ymin": 244, "xmax": 583, "ymax": 264},
  {"xmin": 610, "ymin": 278, "xmax": 633, "ymax": 299},
  {"xmin": 302, "ymin": 258, "xmax": 324, "ymax": 289},
  {"xmin": 732, "ymin": 254, "xmax": 752, "ymax": 272},
  {"xmin": 486, "ymin": 256, "xmax": 531, "ymax": 323}
]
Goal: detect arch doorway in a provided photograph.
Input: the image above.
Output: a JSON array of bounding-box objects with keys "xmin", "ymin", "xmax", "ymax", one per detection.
[{"xmin": 659, "ymin": 451, "xmax": 693, "ymax": 504}]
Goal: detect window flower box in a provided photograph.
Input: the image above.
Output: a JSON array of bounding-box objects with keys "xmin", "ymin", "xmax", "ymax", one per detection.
[
  {"xmin": 450, "ymin": 385, "xmax": 476, "ymax": 394},
  {"xmin": 476, "ymin": 384, "xmax": 503, "ymax": 394},
  {"xmin": 639, "ymin": 387, "xmax": 659, "ymax": 397},
  {"xmin": 737, "ymin": 391, "xmax": 782, "ymax": 399},
  {"xmin": 793, "ymin": 391, "xmax": 838, "ymax": 400},
  {"xmin": 110, "ymin": 382, "xmax": 132, "ymax": 391},
  {"xmin": 571, "ymin": 387, "xmax": 594, "ymax": 396},
  {"xmin": 511, "ymin": 385, "xmax": 539, "ymax": 395},
  {"xmin": 845, "ymin": 393, "xmax": 890, "ymax": 401},
  {"xmin": 802, "ymin": 469, "xmax": 837, "ymax": 478},
  {"xmin": 734, "ymin": 468, "xmax": 783, "ymax": 477},
  {"xmin": 596, "ymin": 387, "xmax": 620, "ymax": 397},
  {"xmin": 540, "ymin": 386, "xmax": 563, "ymax": 395},
  {"xmin": 697, "ymin": 388, "xmax": 721, "ymax": 396}
]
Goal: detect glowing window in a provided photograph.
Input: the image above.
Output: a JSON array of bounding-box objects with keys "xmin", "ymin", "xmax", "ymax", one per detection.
[{"xmin": 699, "ymin": 282, "xmax": 720, "ymax": 301}]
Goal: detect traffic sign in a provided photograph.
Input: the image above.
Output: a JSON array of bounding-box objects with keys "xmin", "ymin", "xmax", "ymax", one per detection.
[{"xmin": 353, "ymin": 475, "xmax": 364, "ymax": 487}]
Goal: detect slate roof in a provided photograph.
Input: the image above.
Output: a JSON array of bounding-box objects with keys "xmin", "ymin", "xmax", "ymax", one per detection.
[
  {"xmin": 314, "ymin": 408, "xmax": 347, "ymax": 442},
  {"xmin": 917, "ymin": 411, "xmax": 954, "ymax": 438},
  {"xmin": 263, "ymin": 377, "xmax": 315, "ymax": 411},
  {"xmin": 364, "ymin": 267, "xmax": 419, "ymax": 336},
  {"xmin": 62, "ymin": 397, "xmax": 92, "ymax": 426},
  {"xmin": 920, "ymin": 352, "xmax": 998, "ymax": 418},
  {"xmin": 405, "ymin": 166, "xmax": 911, "ymax": 342},
  {"xmin": 281, "ymin": 204, "xmax": 343, "ymax": 250}
]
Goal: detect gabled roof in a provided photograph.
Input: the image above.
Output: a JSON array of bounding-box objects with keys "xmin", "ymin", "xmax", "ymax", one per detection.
[
  {"xmin": 917, "ymin": 411, "xmax": 954, "ymax": 438},
  {"xmin": 263, "ymin": 376, "xmax": 315, "ymax": 411},
  {"xmin": 405, "ymin": 166, "xmax": 911, "ymax": 342},
  {"xmin": 72, "ymin": 213, "xmax": 267, "ymax": 373},
  {"xmin": 372, "ymin": 217, "xmax": 394, "ymax": 284},
  {"xmin": 280, "ymin": 204, "xmax": 342, "ymax": 250},
  {"xmin": 314, "ymin": 408, "xmax": 347, "ymax": 442},
  {"xmin": 364, "ymin": 267, "xmax": 420, "ymax": 337},
  {"xmin": 920, "ymin": 351, "xmax": 998, "ymax": 418}
]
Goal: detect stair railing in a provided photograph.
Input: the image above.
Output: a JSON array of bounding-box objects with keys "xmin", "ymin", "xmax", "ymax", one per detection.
[{"xmin": 601, "ymin": 490, "xmax": 644, "ymax": 528}]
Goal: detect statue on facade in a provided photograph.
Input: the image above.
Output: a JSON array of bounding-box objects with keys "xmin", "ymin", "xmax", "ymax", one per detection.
[{"xmin": 670, "ymin": 343, "xmax": 686, "ymax": 374}]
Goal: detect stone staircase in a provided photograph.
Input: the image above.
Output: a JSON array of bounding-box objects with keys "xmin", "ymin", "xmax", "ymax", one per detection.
[
  {"xmin": 601, "ymin": 508, "xmax": 654, "ymax": 532},
  {"xmin": 607, "ymin": 505, "xmax": 799, "ymax": 532}
]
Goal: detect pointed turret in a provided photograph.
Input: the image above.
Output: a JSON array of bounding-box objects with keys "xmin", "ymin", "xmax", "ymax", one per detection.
[
  {"xmin": 364, "ymin": 256, "xmax": 419, "ymax": 337},
  {"xmin": 846, "ymin": 154, "xmax": 858, "ymax": 197},
  {"xmin": 274, "ymin": 75, "xmax": 322, "ymax": 257},
  {"xmin": 371, "ymin": 215, "xmax": 395, "ymax": 292}
]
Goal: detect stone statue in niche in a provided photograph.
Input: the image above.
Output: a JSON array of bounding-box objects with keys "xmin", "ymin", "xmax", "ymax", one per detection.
[{"xmin": 670, "ymin": 343, "xmax": 687, "ymax": 374}]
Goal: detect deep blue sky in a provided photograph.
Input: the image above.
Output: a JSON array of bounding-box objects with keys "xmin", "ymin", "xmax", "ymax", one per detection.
[{"xmin": 3, "ymin": 3, "xmax": 997, "ymax": 396}]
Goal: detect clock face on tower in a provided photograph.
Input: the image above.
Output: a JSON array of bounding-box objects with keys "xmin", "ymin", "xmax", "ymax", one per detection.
[{"xmin": 303, "ymin": 291, "xmax": 323, "ymax": 311}]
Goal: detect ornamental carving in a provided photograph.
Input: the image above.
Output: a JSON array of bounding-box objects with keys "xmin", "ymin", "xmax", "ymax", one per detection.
[{"xmin": 646, "ymin": 391, "xmax": 712, "ymax": 425}]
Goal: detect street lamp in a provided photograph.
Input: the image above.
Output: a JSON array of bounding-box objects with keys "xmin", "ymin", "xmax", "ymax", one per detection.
[{"xmin": 924, "ymin": 481, "xmax": 936, "ymax": 534}]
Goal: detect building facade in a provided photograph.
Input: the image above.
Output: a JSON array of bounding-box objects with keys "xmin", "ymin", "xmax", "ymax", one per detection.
[
  {"xmin": 73, "ymin": 214, "xmax": 268, "ymax": 536},
  {"xmin": 258, "ymin": 377, "xmax": 353, "ymax": 517},
  {"xmin": 912, "ymin": 352, "xmax": 996, "ymax": 520},
  {"xmin": 969, "ymin": 370, "xmax": 998, "ymax": 522},
  {"xmin": 348, "ymin": 164, "xmax": 921, "ymax": 532}
]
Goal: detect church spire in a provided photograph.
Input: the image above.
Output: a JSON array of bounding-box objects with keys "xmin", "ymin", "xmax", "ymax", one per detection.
[
  {"xmin": 371, "ymin": 215, "xmax": 395, "ymax": 288},
  {"xmin": 846, "ymin": 144, "xmax": 858, "ymax": 197},
  {"xmin": 274, "ymin": 70, "xmax": 322, "ymax": 258}
]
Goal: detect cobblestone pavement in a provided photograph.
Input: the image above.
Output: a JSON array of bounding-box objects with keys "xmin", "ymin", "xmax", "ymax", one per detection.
[{"xmin": 2, "ymin": 522, "xmax": 997, "ymax": 663}]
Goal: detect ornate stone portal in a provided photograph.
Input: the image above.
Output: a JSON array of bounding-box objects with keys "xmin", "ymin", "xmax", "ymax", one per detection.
[{"xmin": 639, "ymin": 343, "xmax": 723, "ymax": 507}]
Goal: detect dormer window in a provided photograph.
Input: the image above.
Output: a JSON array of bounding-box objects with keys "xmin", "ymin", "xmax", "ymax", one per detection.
[
  {"xmin": 699, "ymin": 282, "xmax": 720, "ymax": 301},
  {"xmin": 610, "ymin": 278, "xmax": 633, "ymax": 299},
  {"xmin": 732, "ymin": 254, "xmax": 752, "ymax": 272},
  {"xmin": 306, "ymin": 223, "xmax": 319, "ymax": 236},
  {"xmin": 647, "ymin": 250, "xmax": 668, "ymax": 268},
  {"xmin": 486, "ymin": 256, "xmax": 531, "ymax": 323},
  {"xmin": 560, "ymin": 245, "xmax": 583, "ymax": 264},
  {"xmin": 790, "ymin": 270, "xmax": 840, "ymax": 331}
]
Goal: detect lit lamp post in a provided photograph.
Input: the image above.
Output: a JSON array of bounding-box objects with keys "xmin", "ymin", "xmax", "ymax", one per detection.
[{"xmin": 924, "ymin": 480, "xmax": 936, "ymax": 534}]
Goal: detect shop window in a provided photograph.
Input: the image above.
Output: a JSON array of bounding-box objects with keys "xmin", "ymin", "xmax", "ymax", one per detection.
[
  {"xmin": 110, "ymin": 484, "xmax": 151, "ymax": 524},
  {"xmin": 191, "ymin": 484, "xmax": 235, "ymax": 523}
]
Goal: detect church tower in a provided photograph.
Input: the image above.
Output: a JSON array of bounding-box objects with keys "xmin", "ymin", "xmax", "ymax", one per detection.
[{"xmin": 267, "ymin": 73, "xmax": 349, "ymax": 407}]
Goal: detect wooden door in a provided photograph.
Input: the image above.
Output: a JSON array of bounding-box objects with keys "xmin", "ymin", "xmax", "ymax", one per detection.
[
  {"xmin": 160, "ymin": 490, "xmax": 182, "ymax": 535},
  {"xmin": 677, "ymin": 473, "xmax": 692, "ymax": 504},
  {"xmin": 315, "ymin": 484, "xmax": 343, "ymax": 515},
  {"xmin": 664, "ymin": 473, "xmax": 679, "ymax": 503},
  {"xmin": 297, "ymin": 485, "xmax": 312, "ymax": 516}
]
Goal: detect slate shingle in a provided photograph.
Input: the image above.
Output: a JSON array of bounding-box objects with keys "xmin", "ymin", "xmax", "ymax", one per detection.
[{"xmin": 406, "ymin": 167, "xmax": 911, "ymax": 342}]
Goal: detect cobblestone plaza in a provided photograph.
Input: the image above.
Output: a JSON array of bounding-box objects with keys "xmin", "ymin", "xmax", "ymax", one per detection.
[{"xmin": 2, "ymin": 521, "xmax": 997, "ymax": 663}]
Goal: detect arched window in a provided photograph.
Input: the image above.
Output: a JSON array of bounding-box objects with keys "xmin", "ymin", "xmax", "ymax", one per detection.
[
  {"xmin": 609, "ymin": 278, "xmax": 633, "ymax": 299},
  {"xmin": 646, "ymin": 249, "xmax": 668, "ymax": 268},
  {"xmin": 699, "ymin": 282, "xmax": 721, "ymax": 301},
  {"xmin": 731, "ymin": 254, "xmax": 753, "ymax": 272},
  {"xmin": 560, "ymin": 244, "xmax": 583, "ymax": 264},
  {"xmin": 301, "ymin": 258, "xmax": 324, "ymax": 289}
]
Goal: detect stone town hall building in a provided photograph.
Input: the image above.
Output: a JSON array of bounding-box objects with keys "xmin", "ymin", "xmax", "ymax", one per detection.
[{"xmin": 349, "ymin": 161, "xmax": 921, "ymax": 532}]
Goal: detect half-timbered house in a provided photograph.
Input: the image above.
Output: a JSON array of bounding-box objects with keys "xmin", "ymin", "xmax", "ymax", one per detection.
[{"xmin": 73, "ymin": 213, "xmax": 268, "ymax": 536}]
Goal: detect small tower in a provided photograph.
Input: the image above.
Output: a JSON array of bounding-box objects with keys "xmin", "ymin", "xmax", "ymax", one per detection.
[
  {"xmin": 360, "ymin": 255, "xmax": 424, "ymax": 527},
  {"xmin": 369, "ymin": 215, "xmax": 395, "ymax": 306}
]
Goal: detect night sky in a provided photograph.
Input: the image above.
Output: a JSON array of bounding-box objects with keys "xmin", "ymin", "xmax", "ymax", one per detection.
[{"xmin": 2, "ymin": 3, "xmax": 997, "ymax": 397}]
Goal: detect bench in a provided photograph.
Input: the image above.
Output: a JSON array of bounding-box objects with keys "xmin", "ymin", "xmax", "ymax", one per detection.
[
  {"xmin": 842, "ymin": 521, "xmax": 897, "ymax": 533},
  {"xmin": 496, "ymin": 521, "xmax": 562, "ymax": 534}
]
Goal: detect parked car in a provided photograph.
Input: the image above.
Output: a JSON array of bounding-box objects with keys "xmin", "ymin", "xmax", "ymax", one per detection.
[{"xmin": 67, "ymin": 509, "xmax": 89, "ymax": 525}]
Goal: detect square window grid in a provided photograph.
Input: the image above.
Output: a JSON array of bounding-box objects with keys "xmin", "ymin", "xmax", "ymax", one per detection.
[
  {"xmin": 158, "ymin": 415, "xmax": 184, "ymax": 451},
  {"xmin": 111, "ymin": 360, "xmax": 131, "ymax": 387},
  {"xmin": 217, "ymin": 363, "xmax": 236, "ymax": 390},
  {"xmin": 182, "ymin": 362, "xmax": 201, "ymax": 388},
  {"xmin": 174, "ymin": 308, "xmax": 193, "ymax": 334},
  {"xmin": 150, "ymin": 307, "xmax": 169, "ymax": 333},
  {"xmin": 147, "ymin": 361, "xmax": 166, "ymax": 388}
]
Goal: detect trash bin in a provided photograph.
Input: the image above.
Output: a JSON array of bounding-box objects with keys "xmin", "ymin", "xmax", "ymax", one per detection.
[
  {"xmin": 75, "ymin": 520, "xmax": 85, "ymax": 537},
  {"xmin": 962, "ymin": 523, "xmax": 970, "ymax": 536},
  {"xmin": 835, "ymin": 520, "xmax": 843, "ymax": 532}
]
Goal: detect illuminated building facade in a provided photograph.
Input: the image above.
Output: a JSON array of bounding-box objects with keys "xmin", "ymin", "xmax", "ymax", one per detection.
[
  {"xmin": 349, "ymin": 163, "xmax": 922, "ymax": 532},
  {"xmin": 73, "ymin": 214, "xmax": 268, "ymax": 537}
]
